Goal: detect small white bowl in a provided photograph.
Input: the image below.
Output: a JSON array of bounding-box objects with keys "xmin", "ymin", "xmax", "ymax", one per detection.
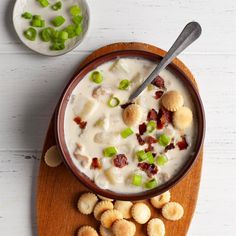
[{"xmin": 13, "ymin": 0, "xmax": 90, "ymax": 56}]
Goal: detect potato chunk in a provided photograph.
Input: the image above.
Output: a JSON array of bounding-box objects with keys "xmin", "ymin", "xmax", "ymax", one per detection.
[
  {"xmin": 105, "ymin": 167, "xmax": 124, "ymax": 184},
  {"xmin": 110, "ymin": 59, "xmax": 129, "ymax": 74},
  {"xmin": 79, "ymin": 98, "xmax": 98, "ymax": 120},
  {"xmin": 94, "ymin": 132, "xmax": 120, "ymax": 145}
]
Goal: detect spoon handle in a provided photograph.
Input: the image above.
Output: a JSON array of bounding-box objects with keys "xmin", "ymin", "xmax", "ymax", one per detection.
[{"xmin": 129, "ymin": 21, "xmax": 202, "ymax": 101}]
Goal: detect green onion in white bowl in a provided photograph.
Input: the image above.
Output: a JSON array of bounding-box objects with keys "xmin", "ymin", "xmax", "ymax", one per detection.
[{"xmin": 13, "ymin": 0, "xmax": 90, "ymax": 56}]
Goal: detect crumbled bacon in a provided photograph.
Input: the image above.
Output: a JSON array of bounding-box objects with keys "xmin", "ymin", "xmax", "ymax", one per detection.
[
  {"xmin": 177, "ymin": 136, "xmax": 189, "ymax": 150},
  {"xmin": 165, "ymin": 143, "xmax": 175, "ymax": 152},
  {"xmin": 91, "ymin": 157, "xmax": 102, "ymax": 169},
  {"xmin": 120, "ymin": 102, "xmax": 134, "ymax": 109},
  {"xmin": 145, "ymin": 145, "xmax": 154, "ymax": 152},
  {"xmin": 113, "ymin": 154, "xmax": 128, "ymax": 168},
  {"xmin": 154, "ymin": 91, "xmax": 164, "ymax": 100},
  {"xmin": 73, "ymin": 116, "xmax": 87, "ymax": 129},
  {"xmin": 147, "ymin": 109, "xmax": 158, "ymax": 121},
  {"xmin": 144, "ymin": 136, "xmax": 157, "ymax": 144},
  {"xmin": 152, "ymin": 76, "xmax": 165, "ymax": 89},
  {"xmin": 156, "ymin": 108, "xmax": 173, "ymax": 129},
  {"xmin": 139, "ymin": 123, "xmax": 147, "ymax": 135},
  {"xmin": 144, "ymin": 136, "xmax": 157, "ymax": 152},
  {"xmin": 138, "ymin": 162, "xmax": 158, "ymax": 177},
  {"xmin": 136, "ymin": 133, "xmax": 145, "ymax": 145},
  {"xmin": 162, "ymin": 107, "xmax": 172, "ymax": 123}
]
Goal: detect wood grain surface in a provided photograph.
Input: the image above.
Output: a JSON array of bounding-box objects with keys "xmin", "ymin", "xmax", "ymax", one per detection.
[{"xmin": 37, "ymin": 42, "xmax": 203, "ymax": 236}]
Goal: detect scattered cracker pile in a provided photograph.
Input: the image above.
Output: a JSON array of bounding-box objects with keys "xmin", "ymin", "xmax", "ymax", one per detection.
[{"xmin": 76, "ymin": 191, "xmax": 184, "ymax": 236}]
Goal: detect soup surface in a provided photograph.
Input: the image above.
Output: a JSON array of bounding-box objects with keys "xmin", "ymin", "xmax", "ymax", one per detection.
[{"xmin": 64, "ymin": 57, "xmax": 196, "ymax": 193}]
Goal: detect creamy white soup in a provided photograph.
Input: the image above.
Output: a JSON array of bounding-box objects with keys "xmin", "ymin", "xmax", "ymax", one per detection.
[{"xmin": 64, "ymin": 58, "xmax": 196, "ymax": 193}]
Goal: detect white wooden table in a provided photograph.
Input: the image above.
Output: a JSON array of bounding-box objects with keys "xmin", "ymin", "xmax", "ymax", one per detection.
[{"xmin": 0, "ymin": 0, "xmax": 236, "ymax": 235}]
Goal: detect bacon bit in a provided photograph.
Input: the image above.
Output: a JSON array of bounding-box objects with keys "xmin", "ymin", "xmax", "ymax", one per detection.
[
  {"xmin": 165, "ymin": 143, "xmax": 175, "ymax": 152},
  {"xmin": 136, "ymin": 133, "xmax": 145, "ymax": 145},
  {"xmin": 113, "ymin": 154, "xmax": 128, "ymax": 168},
  {"xmin": 147, "ymin": 109, "xmax": 158, "ymax": 121},
  {"xmin": 139, "ymin": 123, "xmax": 147, "ymax": 135},
  {"xmin": 74, "ymin": 116, "xmax": 87, "ymax": 129},
  {"xmin": 152, "ymin": 76, "xmax": 165, "ymax": 89},
  {"xmin": 154, "ymin": 91, "xmax": 164, "ymax": 100},
  {"xmin": 120, "ymin": 102, "xmax": 134, "ymax": 109},
  {"xmin": 138, "ymin": 162, "xmax": 158, "ymax": 177},
  {"xmin": 162, "ymin": 107, "xmax": 172, "ymax": 123},
  {"xmin": 156, "ymin": 108, "xmax": 173, "ymax": 129},
  {"xmin": 177, "ymin": 136, "xmax": 189, "ymax": 150},
  {"xmin": 145, "ymin": 145, "xmax": 154, "ymax": 152},
  {"xmin": 144, "ymin": 136, "xmax": 158, "ymax": 144},
  {"xmin": 144, "ymin": 136, "xmax": 157, "ymax": 152},
  {"xmin": 91, "ymin": 157, "xmax": 102, "ymax": 169}
]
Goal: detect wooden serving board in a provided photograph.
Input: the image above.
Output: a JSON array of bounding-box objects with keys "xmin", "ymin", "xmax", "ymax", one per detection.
[{"xmin": 37, "ymin": 42, "xmax": 203, "ymax": 236}]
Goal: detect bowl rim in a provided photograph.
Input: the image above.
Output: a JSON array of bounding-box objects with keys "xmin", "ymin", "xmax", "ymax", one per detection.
[
  {"xmin": 12, "ymin": 0, "xmax": 90, "ymax": 57},
  {"xmin": 55, "ymin": 49, "xmax": 205, "ymax": 201}
]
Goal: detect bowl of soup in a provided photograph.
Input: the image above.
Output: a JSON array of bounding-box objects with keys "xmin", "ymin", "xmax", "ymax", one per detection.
[{"xmin": 55, "ymin": 50, "xmax": 205, "ymax": 200}]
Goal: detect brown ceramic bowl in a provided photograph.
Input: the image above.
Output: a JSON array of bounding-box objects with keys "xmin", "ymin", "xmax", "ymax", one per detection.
[{"xmin": 55, "ymin": 50, "xmax": 205, "ymax": 201}]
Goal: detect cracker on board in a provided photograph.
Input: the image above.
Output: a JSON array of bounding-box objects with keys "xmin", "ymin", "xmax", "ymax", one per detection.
[
  {"xmin": 131, "ymin": 202, "xmax": 151, "ymax": 224},
  {"xmin": 112, "ymin": 219, "xmax": 136, "ymax": 236},
  {"xmin": 162, "ymin": 202, "xmax": 184, "ymax": 221},
  {"xmin": 150, "ymin": 191, "xmax": 171, "ymax": 209},
  {"xmin": 77, "ymin": 225, "xmax": 98, "ymax": 236},
  {"xmin": 100, "ymin": 209, "xmax": 123, "ymax": 228},
  {"xmin": 44, "ymin": 145, "xmax": 62, "ymax": 167},
  {"xmin": 77, "ymin": 192, "xmax": 98, "ymax": 215},
  {"xmin": 94, "ymin": 200, "xmax": 114, "ymax": 220},
  {"xmin": 114, "ymin": 201, "xmax": 133, "ymax": 219},
  {"xmin": 147, "ymin": 218, "xmax": 165, "ymax": 236}
]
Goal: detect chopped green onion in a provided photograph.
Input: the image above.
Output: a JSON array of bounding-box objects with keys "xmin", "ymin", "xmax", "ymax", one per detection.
[
  {"xmin": 146, "ymin": 120, "xmax": 156, "ymax": 133},
  {"xmin": 146, "ymin": 152, "xmax": 154, "ymax": 164},
  {"xmin": 40, "ymin": 27, "xmax": 54, "ymax": 42},
  {"xmin": 108, "ymin": 96, "xmax": 120, "ymax": 107},
  {"xmin": 70, "ymin": 5, "xmax": 81, "ymax": 16},
  {"xmin": 145, "ymin": 179, "xmax": 158, "ymax": 189},
  {"xmin": 90, "ymin": 71, "xmax": 103, "ymax": 84},
  {"xmin": 75, "ymin": 24, "xmax": 82, "ymax": 36},
  {"xmin": 103, "ymin": 146, "xmax": 117, "ymax": 157},
  {"xmin": 33, "ymin": 15, "xmax": 42, "ymax": 20},
  {"xmin": 37, "ymin": 0, "xmax": 49, "ymax": 7},
  {"xmin": 50, "ymin": 42, "xmax": 65, "ymax": 51},
  {"xmin": 31, "ymin": 19, "xmax": 45, "ymax": 27},
  {"xmin": 51, "ymin": 30, "xmax": 60, "ymax": 42},
  {"xmin": 22, "ymin": 12, "xmax": 32, "ymax": 19},
  {"xmin": 136, "ymin": 150, "xmax": 147, "ymax": 162},
  {"xmin": 58, "ymin": 31, "xmax": 68, "ymax": 40},
  {"xmin": 64, "ymin": 25, "xmax": 76, "ymax": 38},
  {"xmin": 156, "ymin": 155, "xmax": 168, "ymax": 166},
  {"xmin": 158, "ymin": 134, "xmax": 171, "ymax": 147},
  {"xmin": 51, "ymin": 16, "xmax": 65, "ymax": 27},
  {"xmin": 132, "ymin": 174, "xmax": 142, "ymax": 186},
  {"xmin": 23, "ymin": 27, "xmax": 37, "ymax": 41},
  {"xmin": 147, "ymin": 84, "xmax": 155, "ymax": 91},
  {"xmin": 72, "ymin": 15, "xmax": 83, "ymax": 25},
  {"xmin": 118, "ymin": 79, "xmax": 130, "ymax": 90},
  {"xmin": 121, "ymin": 127, "xmax": 134, "ymax": 138},
  {"xmin": 136, "ymin": 151, "xmax": 154, "ymax": 163},
  {"xmin": 51, "ymin": 1, "xmax": 62, "ymax": 11}
]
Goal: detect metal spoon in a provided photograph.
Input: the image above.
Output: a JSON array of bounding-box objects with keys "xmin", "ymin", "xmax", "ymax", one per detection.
[{"xmin": 129, "ymin": 21, "xmax": 202, "ymax": 101}]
